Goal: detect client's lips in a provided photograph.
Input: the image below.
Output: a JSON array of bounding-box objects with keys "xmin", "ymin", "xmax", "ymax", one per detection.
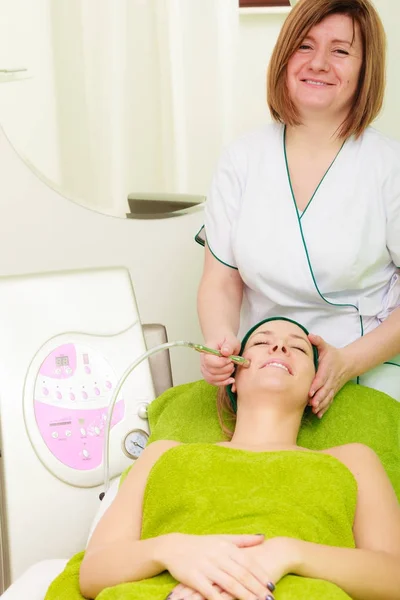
[{"xmin": 261, "ymin": 359, "xmax": 293, "ymax": 375}]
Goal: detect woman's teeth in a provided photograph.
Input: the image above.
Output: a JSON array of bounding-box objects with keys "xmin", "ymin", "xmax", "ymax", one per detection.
[
  {"xmin": 304, "ymin": 80, "xmax": 327, "ymax": 86},
  {"xmin": 266, "ymin": 362, "xmax": 289, "ymax": 373}
]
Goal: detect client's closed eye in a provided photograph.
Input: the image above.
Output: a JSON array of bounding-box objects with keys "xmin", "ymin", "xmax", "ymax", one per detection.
[{"xmin": 293, "ymin": 346, "xmax": 307, "ymax": 354}]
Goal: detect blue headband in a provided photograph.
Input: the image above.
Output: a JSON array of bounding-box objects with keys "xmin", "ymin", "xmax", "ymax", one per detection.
[{"xmin": 226, "ymin": 317, "xmax": 319, "ymax": 413}]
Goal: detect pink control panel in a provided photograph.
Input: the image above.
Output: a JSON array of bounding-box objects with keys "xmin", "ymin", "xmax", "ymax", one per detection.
[{"xmin": 34, "ymin": 343, "xmax": 125, "ymax": 470}]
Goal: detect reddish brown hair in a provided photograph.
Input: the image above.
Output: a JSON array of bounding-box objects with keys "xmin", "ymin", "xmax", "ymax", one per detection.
[
  {"xmin": 217, "ymin": 387, "xmax": 236, "ymax": 439},
  {"xmin": 267, "ymin": 0, "xmax": 386, "ymax": 138}
]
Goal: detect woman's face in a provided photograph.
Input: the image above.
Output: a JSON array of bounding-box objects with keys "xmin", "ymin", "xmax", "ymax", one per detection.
[
  {"xmin": 233, "ymin": 320, "xmax": 316, "ymax": 405},
  {"xmin": 286, "ymin": 13, "xmax": 363, "ymax": 121}
]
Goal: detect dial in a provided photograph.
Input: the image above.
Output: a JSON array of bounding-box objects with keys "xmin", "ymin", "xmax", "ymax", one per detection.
[{"xmin": 122, "ymin": 429, "xmax": 149, "ymax": 460}]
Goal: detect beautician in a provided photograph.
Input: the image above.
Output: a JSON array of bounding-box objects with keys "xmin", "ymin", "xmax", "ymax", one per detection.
[{"xmin": 197, "ymin": 0, "xmax": 400, "ymax": 416}]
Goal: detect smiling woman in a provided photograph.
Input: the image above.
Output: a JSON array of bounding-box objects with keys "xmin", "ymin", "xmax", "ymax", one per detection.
[
  {"xmin": 286, "ymin": 15, "xmax": 363, "ymax": 125},
  {"xmin": 224, "ymin": 317, "xmax": 318, "ymax": 415},
  {"xmin": 197, "ymin": 0, "xmax": 400, "ymax": 417},
  {"xmin": 267, "ymin": 1, "xmax": 386, "ymax": 139}
]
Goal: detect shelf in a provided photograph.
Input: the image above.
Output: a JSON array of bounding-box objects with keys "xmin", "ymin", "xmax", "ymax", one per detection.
[
  {"xmin": 239, "ymin": 6, "xmax": 291, "ymax": 15},
  {"xmin": 126, "ymin": 193, "xmax": 205, "ymax": 220}
]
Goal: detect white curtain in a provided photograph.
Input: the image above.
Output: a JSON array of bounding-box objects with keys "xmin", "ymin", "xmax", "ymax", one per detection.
[
  {"xmin": 74, "ymin": 0, "xmax": 240, "ymax": 215},
  {"xmin": 151, "ymin": 0, "xmax": 239, "ymax": 197}
]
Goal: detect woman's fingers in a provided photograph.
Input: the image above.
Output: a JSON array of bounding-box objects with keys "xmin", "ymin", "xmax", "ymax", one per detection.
[
  {"xmin": 191, "ymin": 577, "xmax": 233, "ymax": 600},
  {"xmin": 200, "ymin": 354, "xmax": 236, "ymax": 386},
  {"xmin": 308, "ymin": 333, "xmax": 325, "ymax": 349},
  {"xmin": 201, "ymin": 365, "xmax": 234, "ymax": 380},
  {"xmin": 200, "ymin": 367, "xmax": 235, "ymax": 387},
  {"xmin": 171, "ymin": 585, "xmax": 205, "ymax": 599},
  {"xmin": 313, "ymin": 389, "xmax": 334, "ymax": 418},
  {"xmin": 199, "ymin": 337, "xmax": 241, "ymax": 386},
  {"xmin": 164, "ymin": 534, "xmax": 274, "ymax": 600},
  {"xmin": 203, "ymin": 363, "xmax": 235, "ymax": 378},
  {"xmin": 205, "ymin": 550, "xmax": 273, "ymax": 600},
  {"xmin": 202, "ymin": 354, "xmax": 235, "ymax": 370},
  {"xmin": 231, "ymin": 552, "xmax": 274, "ymax": 598},
  {"xmin": 169, "ymin": 582, "xmax": 235, "ymax": 600},
  {"xmin": 308, "ymin": 336, "xmax": 348, "ymax": 418},
  {"xmin": 170, "ymin": 558, "xmax": 271, "ymax": 600},
  {"xmin": 219, "ymin": 336, "xmax": 241, "ymax": 357},
  {"xmin": 207, "ymin": 563, "xmax": 267, "ymax": 600}
]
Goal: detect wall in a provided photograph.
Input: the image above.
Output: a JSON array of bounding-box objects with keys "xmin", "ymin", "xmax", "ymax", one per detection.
[
  {"xmin": 234, "ymin": 13, "xmax": 284, "ymax": 135},
  {"xmin": 0, "ymin": 0, "xmax": 399, "ymax": 386},
  {"xmin": 372, "ymin": 0, "xmax": 400, "ymax": 138}
]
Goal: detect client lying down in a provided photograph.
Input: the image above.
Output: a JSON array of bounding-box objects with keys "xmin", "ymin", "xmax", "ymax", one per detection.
[{"xmin": 47, "ymin": 317, "xmax": 400, "ymax": 600}]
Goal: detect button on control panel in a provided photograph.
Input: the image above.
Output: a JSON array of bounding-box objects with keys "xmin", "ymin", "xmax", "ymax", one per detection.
[{"xmin": 34, "ymin": 343, "xmax": 125, "ymax": 471}]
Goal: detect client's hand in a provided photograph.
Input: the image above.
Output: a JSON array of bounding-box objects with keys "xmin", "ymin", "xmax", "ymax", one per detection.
[
  {"xmin": 169, "ymin": 582, "xmax": 234, "ymax": 600},
  {"xmin": 159, "ymin": 533, "xmax": 273, "ymax": 600},
  {"xmin": 200, "ymin": 335, "xmax": 241, "ymax": 387},
  {"xmin": 242, "ymin": 536, "xmax": 297, "ymax": 586},
  {"xmin": 307, "ymin": 334, "xmax": 350, "ymax": 418}
]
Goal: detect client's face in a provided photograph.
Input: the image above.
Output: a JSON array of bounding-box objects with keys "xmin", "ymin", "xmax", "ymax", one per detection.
[{"xmin": 233, "ymin": 320, "xmax": 315, "ymax": 407}]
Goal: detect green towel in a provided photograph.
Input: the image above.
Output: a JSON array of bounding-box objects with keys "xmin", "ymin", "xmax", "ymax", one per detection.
[
  {"xmin": 45, "ymin": 380, "xmax": 400, "ymax": 599},
  {"xmin": 143, "ymin": 380, "xmax": 400, "ymax": 500},
  {"xmin": 46, "ymin": 444, "xmax": 356, "ymax": 599}
]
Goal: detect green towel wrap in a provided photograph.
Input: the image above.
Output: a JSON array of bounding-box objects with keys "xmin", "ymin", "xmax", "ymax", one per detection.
[{"xmin": 45, "ymin": 443, "xmax": 357, "ymax": 599}]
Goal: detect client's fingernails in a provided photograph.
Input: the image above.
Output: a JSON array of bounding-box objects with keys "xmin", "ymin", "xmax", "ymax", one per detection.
[
  {"xmin": 267, "ymin": 582, "xmax": 276, "ymax": 592},
  {"xmin": 265, "ymin": 595, "xmax": 275, "ymax": 600},
  {"xmin": 164, "ymin": 594, "xmax": 172, "ymax": 600}
]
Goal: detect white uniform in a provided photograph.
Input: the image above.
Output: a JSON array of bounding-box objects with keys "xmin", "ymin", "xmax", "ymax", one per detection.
[{"xmin": 199, "ymin": 123, "xmax": 400, "ymax": 400}]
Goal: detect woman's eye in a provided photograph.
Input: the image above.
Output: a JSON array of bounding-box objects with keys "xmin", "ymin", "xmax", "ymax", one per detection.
[
  {"xmin": 334, "ymin": 49, "xmax": 349, "ymax": 55},
  {"xmin": 293, "ymin": 346, "xmax": 307, "ymax": 354},
  {"xmin": 253, "ymin": 341, "xmax": 270, "ymax": 346},
  {"xmin": 299, "ymin": 44, "xmax": 311, "ymax": 50}
]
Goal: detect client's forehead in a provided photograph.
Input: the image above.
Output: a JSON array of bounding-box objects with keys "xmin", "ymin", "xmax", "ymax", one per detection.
[{"xmin": 248, "ymin": 321, "xmax": 309, "ymax": 343}]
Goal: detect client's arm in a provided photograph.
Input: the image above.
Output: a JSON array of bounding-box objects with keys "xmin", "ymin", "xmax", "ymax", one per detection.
[
  {"xmin": 79, "ymin": 440, "xmax": 178, "ymax": 598},
  {"xmin": 291, "ymin": 444, "xmax": 400, "ymax": 600},
  {"xmin": 80, "ymin": 440, "xmax": 268, "ymax": 600}
]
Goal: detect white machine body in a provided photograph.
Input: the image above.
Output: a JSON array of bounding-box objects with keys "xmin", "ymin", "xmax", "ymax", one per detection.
[{"xmin": 0, "ymin": 267, "xmax": 155, "ymax": 580}]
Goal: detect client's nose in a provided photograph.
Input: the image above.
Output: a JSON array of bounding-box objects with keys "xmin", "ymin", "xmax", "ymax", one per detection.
[{"xmin": 272, "ymin": 342, "xmax": 288, "ymax": 354}]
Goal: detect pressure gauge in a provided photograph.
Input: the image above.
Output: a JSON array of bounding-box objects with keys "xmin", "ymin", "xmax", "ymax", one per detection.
[{"xmin": 122, "ymin": 429, "xmax": 149, "ymax": 460}]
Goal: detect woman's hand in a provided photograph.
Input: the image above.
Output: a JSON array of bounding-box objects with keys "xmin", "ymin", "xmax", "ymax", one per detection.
[
  {"xmin": 168, "ymin": 583, "xmax": 234, "ymax": 600},
  {"xmin": 158, "ymin": 533, "xmax": 273, "ymax": 600},
  {"xmin": 200, "ymin": 334, "xmax": 241, "ymax": 386},
  {"xmin": 167, "ymin": 537, "xmax": 297, "ymax": 600},
  {"xmin": 242, "ymin": 536, "xmax": 296, "ymax": 590},
  {"xmin": 308, "ymin": 333, "xmax": 350, "ymax": 418}
]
